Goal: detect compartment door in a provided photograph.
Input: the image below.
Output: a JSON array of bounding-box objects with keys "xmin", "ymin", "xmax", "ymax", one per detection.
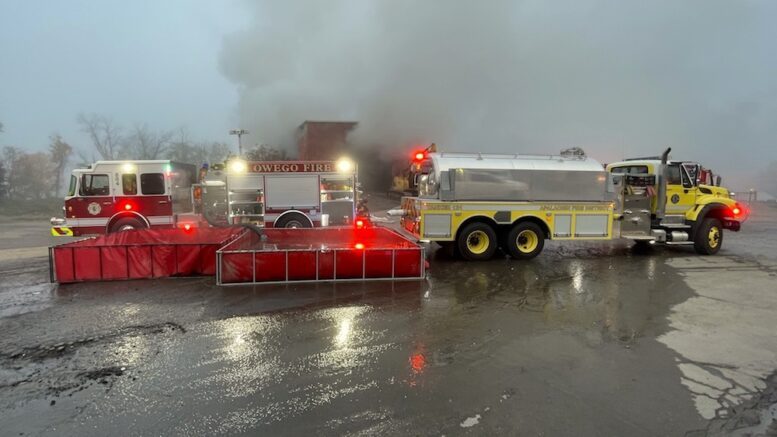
[
  {"xmin": 265, "ymin": 175, "xmax": 319, "ymax": 209},
  {"xmin": 423, "ymin": 213, "xmax": 452, "ymax": 238},
  {"xmin": 574, "ymin": 214, "xmax": 610, "ymax": 237}
]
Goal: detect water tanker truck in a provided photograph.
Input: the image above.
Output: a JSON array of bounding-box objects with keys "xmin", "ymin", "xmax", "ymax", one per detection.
[{"xmin": 400, "ymin": 148, "xmax": 747, "ymax": 260}]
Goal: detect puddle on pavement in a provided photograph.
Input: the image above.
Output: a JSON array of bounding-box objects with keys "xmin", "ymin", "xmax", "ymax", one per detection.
[{"xmin": 0, "ymin": 239, "xmax": 749, "ymax": 435}]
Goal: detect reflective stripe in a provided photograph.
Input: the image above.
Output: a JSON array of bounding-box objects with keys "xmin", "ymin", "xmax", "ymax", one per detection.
[
  {"xmin": 66, "ymin": 217, "xmax": 109, "ymax": 227},
  {"xmin": 147, "ymin": 216, "xmax": 173, "ymax": 225},
  {"xmin": 50, "ymin": 227, "xmax": 74, "ymax": 237},
  {"xmin": 66, "ymin": 215, "xmax": 173, "ymax": 228}
]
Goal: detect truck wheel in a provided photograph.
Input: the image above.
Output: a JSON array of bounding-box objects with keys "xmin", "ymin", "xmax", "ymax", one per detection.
[
  {"xmin": 457, "ymin": 222, "xmax": 497, "ymax": 261},
  {"xmin": 109, "ymin": 217, "xmax": 145, "ymax": 233},
  {"xmin": 275, "ymin": 213, "xmax": 312, "ymax": 229},
  {"xmin": 505, "ymin": 222, "xmax": 544, "ymax": 259},
  {"xmin": 694, "ymin": 218, "xmax": 723, "ymax": 255}
]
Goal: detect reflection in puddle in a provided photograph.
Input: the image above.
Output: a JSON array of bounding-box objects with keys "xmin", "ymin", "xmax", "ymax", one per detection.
[
  {"xmin": 570, "ymin": 261, "xmax": 584, "ymax": 294},
  {"xmin": 335, "ymin": 317, "xmax": 352, "ymax": 348},
  {"xmin": 325, "ymin": 306, "xmax": 365, "ymax": 349}
]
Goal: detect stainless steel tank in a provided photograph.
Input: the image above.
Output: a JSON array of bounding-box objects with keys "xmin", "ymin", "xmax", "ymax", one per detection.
[{"xmin": 426, "ymin": 152, "xmax": 609, "ymax": 202}]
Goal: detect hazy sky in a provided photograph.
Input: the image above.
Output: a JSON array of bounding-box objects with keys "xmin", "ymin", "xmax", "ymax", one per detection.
[
  {"xmin": 0, "ymin": 0, "xmax": 246, "ymax": 153},
  {"xmin": 2, "ymin": 0, "xmax": 776, "ymax": 188}
]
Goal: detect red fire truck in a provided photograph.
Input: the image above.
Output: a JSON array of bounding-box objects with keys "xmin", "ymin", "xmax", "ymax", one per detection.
[
  {"xmin": 201, "ymin": 158, "xmax": 359, "ymax": 228},
  {"xmin": 51, "ymin": 160, "xmax": 197, "ymax": 236},
  {"xmin": 52, "ymin": 157, "xmax": 361, "ymax": 236}
]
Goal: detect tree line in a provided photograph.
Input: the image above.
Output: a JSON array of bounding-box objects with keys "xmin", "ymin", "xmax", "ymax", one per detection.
[{"xmin": 0, "ymin": 114, "xmax": 235, "ymax": 200}]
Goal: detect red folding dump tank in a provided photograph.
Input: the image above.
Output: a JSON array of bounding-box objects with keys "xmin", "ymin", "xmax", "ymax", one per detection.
[
  {"xmin": 50, "ymin": 227, "xmax": 243, "ymax": 283},
  {"xmin": 217, "ymin": 227, "xmax": 426, "ymax": 285}
]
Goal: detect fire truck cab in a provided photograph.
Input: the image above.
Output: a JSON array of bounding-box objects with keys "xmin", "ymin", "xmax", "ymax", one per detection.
[
  {"xmin": 606, "ymin": 155, "xmax": 745, "ymax": 254},
  {"xmin": 51, "ymin": 160, "xmax": 197, "ymax": 236},
  {"xmin": 200, "ymin": 158, "xmax": 358, "ymax": 228}
]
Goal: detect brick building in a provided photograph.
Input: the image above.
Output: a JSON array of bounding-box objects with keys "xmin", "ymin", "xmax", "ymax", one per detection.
[{"xmin": 296, "ymin": 121, "xmax": 358, "ymax": 160}]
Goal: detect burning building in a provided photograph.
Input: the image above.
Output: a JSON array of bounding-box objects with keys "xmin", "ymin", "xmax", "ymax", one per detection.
[{"xmin": 296, "ymin": 121, "xmax": 358, "ymax": 160}]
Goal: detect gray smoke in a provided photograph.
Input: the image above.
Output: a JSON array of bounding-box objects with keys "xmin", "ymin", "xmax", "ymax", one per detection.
[{"xmin": 219, "ymin": 0, "xmax": 777, "ymax": 187}]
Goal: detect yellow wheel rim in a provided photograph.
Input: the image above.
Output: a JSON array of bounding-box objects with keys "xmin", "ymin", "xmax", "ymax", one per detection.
[
  {"xmin": 708, "ymin": 226, "xmax": 721, "ymax": 248},
  {"xmin": 516, "ymin": 229, "xmax": 539, "ymax": 253},
  {"xmin": 466, "ymin": 230, "xmax": 490, "ymax": 254}
]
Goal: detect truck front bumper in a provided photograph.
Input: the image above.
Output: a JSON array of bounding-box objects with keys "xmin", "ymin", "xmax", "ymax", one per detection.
[{"xmin": 50, "ymin": 217, "xmax": 73, "ymax": 236}]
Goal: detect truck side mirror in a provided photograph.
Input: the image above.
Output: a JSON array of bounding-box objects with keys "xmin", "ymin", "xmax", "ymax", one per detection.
[{"xmin": 716, "ymin": 175, "xmax": 722, "ymax": 187}]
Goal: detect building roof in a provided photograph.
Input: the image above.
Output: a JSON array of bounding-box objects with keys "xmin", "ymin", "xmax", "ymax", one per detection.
[{"xmin": 298, "ymin": 120, "xmax": 358, "ymax": 129}]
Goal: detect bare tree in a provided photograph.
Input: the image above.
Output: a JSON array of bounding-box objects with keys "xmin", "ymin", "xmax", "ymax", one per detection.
[
  {"xmin": 245, "ymin": 144, "xmax": 288, "ymax": 161},
  {"xmin": 0, "ymin": 161, "xmax": 7, "ymax": 200},
  {"xmin": 165, "ymin": 127, "xmax": 206, "ymax": 164},
  {"xmin": 126, "ymin": 123, "xmax": 172, "ymax": 159},
  {"xmin": 49, "ymin": 134, "xmax": 73, "ymax": 196},
  {"xmin": 11, "ymin": 152, "xmax": 55, "ymax": 199},
  {"xmin": 77, "ymin": 113, "xmax": 123, "ymax": 159},
  {"xmin": 75, "ymin": 148, "xmax": 97, "ymax": 166},
  {"xmin": 2, "ymin": 146, "xmax": 21, "ymax": 198},
  {"xmin": 1, "ymin": 148, "xmax": 55, "ymax": 199},
  {"xmin": 207, "ymin": 142, "xmax": 232, "ymax": 164}
]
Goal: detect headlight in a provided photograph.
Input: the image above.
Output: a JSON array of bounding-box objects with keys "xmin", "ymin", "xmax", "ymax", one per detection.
[
  {"xmin": 227, "ymin": 159, "xmax": 248, "ymax": 173},
  {"xmin": 336, "ymin": 157, "xmax": 354, "ymax": 173}
]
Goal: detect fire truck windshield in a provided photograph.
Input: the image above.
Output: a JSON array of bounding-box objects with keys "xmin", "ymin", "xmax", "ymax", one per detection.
[
  {"xmin": 79, "ymin": 174, "xmax": 109, "ymax": 196},
  {"xmin": 67, "ymin": 175, "xmax": 77, "ymax": 197}
]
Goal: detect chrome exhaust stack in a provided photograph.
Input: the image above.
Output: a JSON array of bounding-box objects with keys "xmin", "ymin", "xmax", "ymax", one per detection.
[{"xmin": 655, "ymin": 147, "xmax": 671, "ymax": 221}]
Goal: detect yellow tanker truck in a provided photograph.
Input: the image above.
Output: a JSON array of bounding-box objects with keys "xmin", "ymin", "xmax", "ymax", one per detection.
[{"xmin": 400, "ymin": 148, "xmax": 746, "ymax": 260}]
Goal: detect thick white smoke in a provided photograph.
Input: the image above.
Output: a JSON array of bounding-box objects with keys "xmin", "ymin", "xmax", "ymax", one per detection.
[{"xmin": 219, "ymin": 0, "xmax": 777, "ymax": 187}]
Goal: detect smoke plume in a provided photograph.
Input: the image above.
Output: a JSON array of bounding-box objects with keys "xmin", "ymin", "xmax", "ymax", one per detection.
[{"xmin": 219, "ymin": 0, "xmax": 777, "ymax": 187}]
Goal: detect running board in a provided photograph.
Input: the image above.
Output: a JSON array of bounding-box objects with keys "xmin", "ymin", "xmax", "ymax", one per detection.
[
  {"xmin": 660, "ymin": 224, "xmax": 692, "ymax": 229},
  {"xmin": 665, "ymin": 241, "xmax": 694, "ymax": 246},
  {"xmin": 622, "ymin": 235, "xmax": 654, "ymax": 241}
]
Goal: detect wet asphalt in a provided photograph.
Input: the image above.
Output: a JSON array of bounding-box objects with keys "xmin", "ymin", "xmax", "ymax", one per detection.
[{"xmin": 1, "ymin": 202, "xmax": 776, "ymax": 436}]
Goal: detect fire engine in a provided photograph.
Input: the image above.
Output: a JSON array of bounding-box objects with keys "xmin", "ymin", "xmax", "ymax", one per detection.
[
  {"xmin": 400, "ymin": 147, "xmax": 746, "ymax": 260},
  {"xmin": 200, "ymin": 157, "xmax": 359, "ymax": 228},
  {"xmin": 52, "ymin": 157, "xmax": 361, "ymax": 235},
  {"xmin": 51, "ymin": 160, "xmax": 197, "ymax": 236}
]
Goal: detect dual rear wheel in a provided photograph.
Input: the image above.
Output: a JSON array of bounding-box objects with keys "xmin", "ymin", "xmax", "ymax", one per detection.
[{"xmin": 456, "ymin": 221, "xmax": 544, "ymax": 261}]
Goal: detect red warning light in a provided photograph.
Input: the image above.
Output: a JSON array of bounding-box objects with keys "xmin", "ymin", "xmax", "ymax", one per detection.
[
  {"xmin": 414, "ymin": 151, "xmax": 425, "ymax": 161},
  {"xmin": 732, "ymin": 206, "xmax": 741, "ymax": 216},
  {"xmin": 354, "ymin": 243, "xmax": 365, "ymax": 250},
  {"xmin": 183, "ymin": 223, "xmax": 192, "ymax": 231},
  {"xmin": 123, "ymin": 202, "xmax": 133, "ymax": 211},
  {"xmin": 355, "ymin": 219, "xmax": 365, "ymax": 229}
]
